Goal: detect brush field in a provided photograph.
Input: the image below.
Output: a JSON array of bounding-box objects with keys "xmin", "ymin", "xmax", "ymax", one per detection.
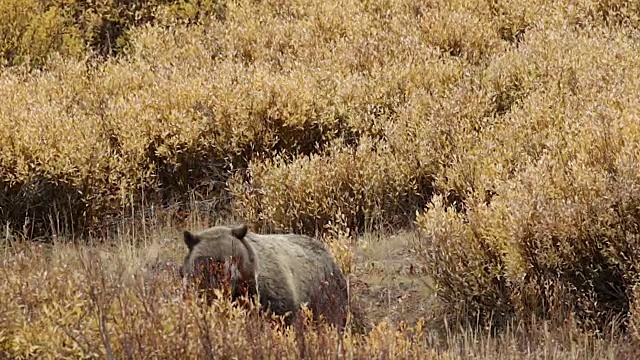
[{"xmin": 3, "ymin": 0, "xmax": 640, "ymax": 358}]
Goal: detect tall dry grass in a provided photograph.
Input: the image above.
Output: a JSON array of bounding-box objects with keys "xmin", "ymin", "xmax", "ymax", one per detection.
[{"xmin": 0, "ymin": 222, "xmax": 637, "ymax": 359}]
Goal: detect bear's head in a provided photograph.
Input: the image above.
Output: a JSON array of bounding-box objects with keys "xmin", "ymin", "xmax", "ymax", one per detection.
[{"xmin": 180, "ymin": 224, "xmax": 255, "ymax": 298}]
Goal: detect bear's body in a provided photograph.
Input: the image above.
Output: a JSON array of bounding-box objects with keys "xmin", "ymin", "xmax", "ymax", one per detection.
[{"xmin": 180, "ymin": 224, "xmax": 349, "ymax": 330}]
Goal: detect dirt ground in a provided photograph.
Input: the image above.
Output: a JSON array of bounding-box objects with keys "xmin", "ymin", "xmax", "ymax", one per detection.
[{"xmin": 347, "ymin": 231, "xmax": 435, "ymax": 328}]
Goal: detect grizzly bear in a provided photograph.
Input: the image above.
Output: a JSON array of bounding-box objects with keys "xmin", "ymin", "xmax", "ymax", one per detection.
[{"xmin": 180, "ymin": 224, "xmax": 349, "ymax": 330}]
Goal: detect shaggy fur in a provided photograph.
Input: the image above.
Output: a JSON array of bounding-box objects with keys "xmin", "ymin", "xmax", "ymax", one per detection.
[{"xmin": 180, "ymin": 224, "xmax": 349, "ymax": 330}]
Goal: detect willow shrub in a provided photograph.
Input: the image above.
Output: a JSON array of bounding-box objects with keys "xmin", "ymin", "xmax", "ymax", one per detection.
[
  {"xmin": 416, "ymin": 27, "xmax": 640, "ymax": 332},
  {"xmin": 0, "ymin": 0, "xmax": 483, "ymax": 236}
]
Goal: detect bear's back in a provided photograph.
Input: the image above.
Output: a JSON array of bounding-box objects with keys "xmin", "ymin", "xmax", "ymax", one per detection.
[
  {"xmin": 247, "ymin": 232, "xmax": 334, "ymax": 272},
  {"xmin": 246, "ymin": 232, "xmax": 343, "ymax": 305}
]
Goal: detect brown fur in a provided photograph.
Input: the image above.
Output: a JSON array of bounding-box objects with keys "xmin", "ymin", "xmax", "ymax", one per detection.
[{"xmin": 180, "ymin": 224, "xmax": 349, "ymax": 330}]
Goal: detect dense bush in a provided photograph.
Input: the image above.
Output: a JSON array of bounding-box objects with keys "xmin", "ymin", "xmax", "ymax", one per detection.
[
  {"xmin": 0, "ymin": 0, "xmax": 235, "ymax": 68},
  {"xmin": 0, "ymin": 0, "xmax": 469, "ymax": 236},
  {"xmin": 416, "ymin": 27, "xmax": 640, "ymax": 331},
  {"xmin": 230, "ymin": 138, "xmax": 435, "ymax": 236}
]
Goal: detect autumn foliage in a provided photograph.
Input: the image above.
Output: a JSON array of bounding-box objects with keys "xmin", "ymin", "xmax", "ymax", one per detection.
[{"xmin": 4, "ymin": 0, "xmax": 640, "ymax": 357}]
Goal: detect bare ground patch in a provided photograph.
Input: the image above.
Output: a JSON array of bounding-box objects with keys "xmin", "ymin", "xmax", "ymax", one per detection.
[{"xmin": 348, "ymin": 230, "xmax": 435, "ymax": 328}]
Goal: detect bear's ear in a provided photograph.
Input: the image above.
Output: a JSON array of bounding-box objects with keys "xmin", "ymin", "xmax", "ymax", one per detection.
[
  {"xmin": 183, "ymin": 230, "xmax": 200, "ymax": 250},
  {"xmin": 231, "ymin": 224, "xmax": 248, "ymax": 239}
]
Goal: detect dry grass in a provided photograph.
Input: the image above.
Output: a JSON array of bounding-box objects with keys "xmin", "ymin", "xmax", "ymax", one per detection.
[{"xmin": 1, "ymin": 218, "xmax": 636, "ymax": 359}]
